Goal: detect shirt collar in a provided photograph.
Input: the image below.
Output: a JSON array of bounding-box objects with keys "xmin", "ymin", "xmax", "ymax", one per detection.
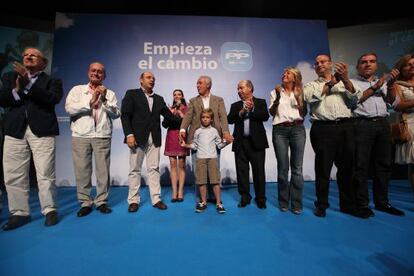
[
  {"xmin": 356, "ymin": 74, "xmax": 379, "ymax": 82},
  {"xmin": 87, "ymin": 83, "xmax": 99, "ymax": 94},
  {"xmin": 28, "ymin": 71, "xmax": 42, "ymax": 79},
  {"xmin": 200, "ymin": 92, "xmax": 211, "ymax": 99},
  {"xmin": 316, "ymin": 76, "xmax": 328, "ymax": 83},
  {"xmin": 141, "ymin": 87, "xmax": 154, "ymax": 97}
]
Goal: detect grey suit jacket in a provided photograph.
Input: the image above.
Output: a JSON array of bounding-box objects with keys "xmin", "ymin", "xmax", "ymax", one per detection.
[{"xmin": 180, "ymin": 93, "xmax": 229, "ymax": 143}]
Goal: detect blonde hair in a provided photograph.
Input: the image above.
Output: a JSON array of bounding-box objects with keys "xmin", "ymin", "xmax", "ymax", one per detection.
[
  {"xmin": 200, "ymin": 108, "xmax": 214, "ymax": 120},
  {"xmin": 394, "ymin": 54, "xmax": 414, "ymax": 80},
  {"xmin": 283, "ymin": 67, "xmax": 303, "ymax": 88}
]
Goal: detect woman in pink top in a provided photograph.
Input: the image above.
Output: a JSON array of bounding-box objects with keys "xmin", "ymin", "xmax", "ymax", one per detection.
[{"xmin": 163, "ymin": 89, "xmax": 189, "ymax": 202}]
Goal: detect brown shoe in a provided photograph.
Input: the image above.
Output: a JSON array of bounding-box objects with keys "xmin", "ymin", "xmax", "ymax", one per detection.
[
  {"xmin": 44, "ymin": 211, "xmax": 59, "ymax": 226},
  {"xmin": 128, "ymin": 203, "xmax": 139, "ymax": 213},
  {"xmin": 2, "ymin": 215, "xmax": 31, "ymax": 231},
  {"xmin": 153, "ymin": 201, "xmax": 168, "ymax": 210}
]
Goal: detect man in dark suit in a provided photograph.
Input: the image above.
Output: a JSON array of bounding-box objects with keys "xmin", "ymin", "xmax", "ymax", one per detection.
[
  {"xmin": 228, "ymin": 80, "xmax": 269, "ymax": 209},
  {"xmin": 121, "ymin": 71, "xmax": 179, "ymax": 212},
  {"xmin": 0, "ymin": 47, "xmax": 63, "ymax": 230}
]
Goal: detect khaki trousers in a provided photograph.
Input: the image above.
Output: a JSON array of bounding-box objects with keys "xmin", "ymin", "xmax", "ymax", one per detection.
[
  {"xmin": 4, "ymin": 127, "xmax": 57, "ymax": 216},
  {"xmin": 128, "ymin": 134, "xmax": 161, "ymax": 205}
]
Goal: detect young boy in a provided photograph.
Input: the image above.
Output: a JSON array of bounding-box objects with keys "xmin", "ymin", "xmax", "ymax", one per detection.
[{"xmin": 181, "ymin": 108, "xmax": 229, "ymax": 214}]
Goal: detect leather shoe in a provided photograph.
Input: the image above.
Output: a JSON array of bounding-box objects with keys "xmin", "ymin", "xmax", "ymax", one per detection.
[
  {"xmin": 44, "ymin": 211, "xmax": 59, "ymax": 226},
  {"xmin": 237, "ymin": 200, "xmax": 250, "ymax": 208},
  {"xmin": 354, "ymin": 207, "xmax": 374, "ymax": 219},
  {"xmin": 77, "ymin": 206, "xmax": 92, "ymax": 217},
  {"xmin": 171, "ymin": 198, "xmax": 178, "ymax": 203},
  {"xmin": 153, "ymin": 201, "xmax": 168, "ymax": 210},
  {"xmin": 340, "ymin": 208, "xmax": 357, "ymax": 216},
  {"xmin": 313, "ymin": 207, "xmax": 326, "ymax": 217},
  {"xmin": 2, "ymin": 215, "xmax": 31, "ymax": 231},
  {"xmin": 256, "ymin": 202, "xmax": 267, "ymax": 209},
  {"xmin": 97, "ymin": 204, "xmax": 112, "ymax": 214},
  {"xmin": 176, "ymin": 198, "xmax": 184, "ymax": 202},
  {"xmin": 128, "ymin": 203, "xmax": 139, "ymax": 212},
  {"xmin": 237, "ymin": 197, "xmax": 251, "ymax": 208},
  {"xmin": 375, "ymin": 204, "xmax": 405, "ymax": 216}
]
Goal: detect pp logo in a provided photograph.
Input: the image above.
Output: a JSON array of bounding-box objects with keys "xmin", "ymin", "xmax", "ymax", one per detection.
[{"xmin": 221, "ymin": 42, "xmax": 253, "ymax": 71}]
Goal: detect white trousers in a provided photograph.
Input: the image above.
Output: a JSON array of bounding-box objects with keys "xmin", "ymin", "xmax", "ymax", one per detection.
[
  {"xmin": 3, "ymin": 127, "xmax": 57, "ymax": 216},
  {"xmin": 127, "ymin": 134, "xmax": 161, "ymax": 205}
]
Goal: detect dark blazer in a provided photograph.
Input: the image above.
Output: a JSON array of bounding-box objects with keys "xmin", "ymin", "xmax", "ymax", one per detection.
[
  {"xmin": 0, "ymin": 71, "xmax": 63, "ymax": 139},
  {"xmin": 121, "ymin": 88, "xmax": 179, "ymax": 147},
  {"xmin": 227, "ymin": 97, "xmax": 269, "ymax": 152}
]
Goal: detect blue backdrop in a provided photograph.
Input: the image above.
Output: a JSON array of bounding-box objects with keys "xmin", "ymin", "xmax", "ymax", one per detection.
[{"xmin": 52, "ymin": 13, "xmax": 329, "ymax": 186}]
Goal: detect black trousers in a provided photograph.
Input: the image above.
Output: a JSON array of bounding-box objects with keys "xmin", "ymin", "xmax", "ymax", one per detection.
[
  {"xmin": 310, "ymin": 120, "xmax": 356, "ymax": 211},
  {"xmin": 353, "ymin": 118, "xmax": 391, "ymax": 208},
  {"xmin": 235, "ymin": 137, "xmax": 266, "ymax": 203}
]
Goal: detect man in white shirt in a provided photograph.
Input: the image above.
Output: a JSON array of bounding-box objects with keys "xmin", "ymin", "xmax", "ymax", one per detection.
[
  {"xmin": 65, "ymin": 62, "xmax": 120, "ymax": 217},
  {"xmin": 304, "ymin": 54, "xmax": 359, "ymax": 218}
]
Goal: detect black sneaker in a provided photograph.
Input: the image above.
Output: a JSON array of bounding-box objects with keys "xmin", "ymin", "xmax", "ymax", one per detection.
[
  {"xmin": 195, "ymin": 202, "xmax": 207, "ymax": 213},
  {"xmin": 216, "ymin": 204, "xmax": 226, "ymax": 214}
]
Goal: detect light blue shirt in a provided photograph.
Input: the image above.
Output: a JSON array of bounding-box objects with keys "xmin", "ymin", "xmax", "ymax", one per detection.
[
  {"xmin": 191, "ymin": 125, "xmax": 226, "ymax": 159},
  {"xmin": 351, "ymin": 75, "xmax": 388, "ymax": 118}
]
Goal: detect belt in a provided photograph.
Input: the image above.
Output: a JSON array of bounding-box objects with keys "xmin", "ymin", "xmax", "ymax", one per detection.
[
  {"xmin": 314, "ymin": 118, "xmax": 351, "ymax": 124},
  {"xmin": 276, "ymin": 120, "xmax": 304, "ymax": 127},
  {"xmin": 354, "ymin": 116, "xmax": 386, "ymax": 122}
]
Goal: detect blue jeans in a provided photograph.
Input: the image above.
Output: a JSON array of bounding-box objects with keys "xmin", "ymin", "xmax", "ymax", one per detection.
[{"xmin": 272, "ymin": 124, "xmax": 306, "ymax": 210}]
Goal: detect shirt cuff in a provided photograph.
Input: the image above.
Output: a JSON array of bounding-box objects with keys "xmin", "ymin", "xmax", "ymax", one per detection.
[{"xmin": 12, "ymin": 88, "xmax": 21, "ymax": 101}]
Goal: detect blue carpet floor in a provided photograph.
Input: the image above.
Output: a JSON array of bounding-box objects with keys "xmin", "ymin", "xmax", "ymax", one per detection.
[{"xmin": 0, "ymin": 181, "xmax": 413, "ymax": 276}]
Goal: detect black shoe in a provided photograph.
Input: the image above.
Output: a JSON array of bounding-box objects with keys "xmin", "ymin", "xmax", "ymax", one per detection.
[
  {"xmin": 354, "ymin": 207, "xmax": 374, "ymax": 219},
  {"xmin": 216, "ymin": 204, "xmax": 226, "ymax": 214},
  {"xmin": 171, "ymin": 198, "xmax": 178, "ymax": 203},
  {"xmin": 45, "ymin": 211, "xmax": 59, "ymax": 226},
  {"xmin": 96, "ymin": 204, "xmax": 112, "ymax": 214},
  {"xmin": 375, "ymin": 204, "xmax": 405, "ymax": 216},
  {"xmin": 195, "ymin": 202, "xmax": 207, "ymax": 213},
  {"xmin": 176, "ymin": 198, "xmax": 184, "ymax": 202},
  {"xmin": 313, "ymin": 207, "xmax": 326, "ymax": 217},
  {"xmin": 340, "ymin": 208, "xmax": 357, "ymax": 216},
  {"xmin": 256, "ymin": 202, "xmax": 267, "ymax": 209},
  {"xmin": 77, "ymin": 206, "xmax": 93, "ymax": 217},
  {"xmin": 2, "ymin": 215, "xmax": 31, "ymax": 231},
  {"xmin": 237, "ymin": 200, "xmax": 250, "ymax": 208},
  {"xmin": 128, "ymin": 203, "xmax": 139, "ymax": 212}
]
